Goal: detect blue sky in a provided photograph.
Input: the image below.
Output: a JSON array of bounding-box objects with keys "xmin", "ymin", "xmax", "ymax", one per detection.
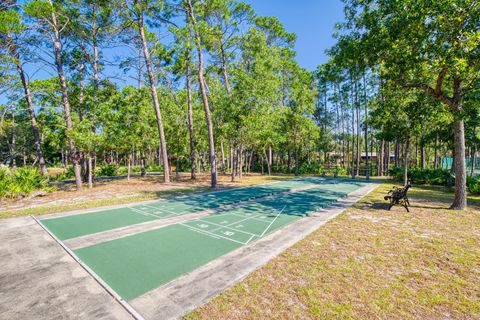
[
  {"xmin": 244, "ymin": 0, "xmax": 345, "ymax": 70},
  {"xmin": 2, "ymin": 1, "xmax": 344, "ymax": 104}
]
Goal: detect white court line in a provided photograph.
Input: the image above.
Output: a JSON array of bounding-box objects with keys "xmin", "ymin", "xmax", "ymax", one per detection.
[
  {"xmin": 228, "ymin": 211, "xmax": 281, "ymax": 223},
  {"xmin": 258, "ymin": 206, "xmax": 286, "ymax": 238},
  {"xmin": 244, "ymin": 234, "xmax": 256, "ymax": 245},
  {"xmin": 128, "ymin": 207, "xmax": 164, "ymax": 219},
  {"xmin": 208, "ymin": 215, "xmax": 263, "ymax": 233},
  {"xmin": 137, "ymin": 204, "xmax": 181, "ymax": 216},
  {"xmin": 183, "ymin": 220, "xmax": 257, "ymax": 237},
  {"xmin": 129, "ymin": 205, "xmax": 186, "ymax": 219},
  {"xmin": 180, "ymin": 224, "xmax": 247, "ymax": 245}
]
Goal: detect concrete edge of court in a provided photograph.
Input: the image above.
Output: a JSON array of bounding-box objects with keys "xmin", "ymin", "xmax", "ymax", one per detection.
[{"xmin": 129, "ymin": 182, "xmax": 380, "ymax": 320}]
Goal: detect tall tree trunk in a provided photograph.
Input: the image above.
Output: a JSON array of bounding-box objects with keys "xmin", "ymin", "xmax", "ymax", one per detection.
[
  {"xmin": 187, "ymin": 0, "xmax": 217, "ymax": 188},
  {"xmin": 10, "ymin": 100, "xmax": 16, "ymax": 168},
  {"xmin": 351, "ymin": 74, "xmax": 356, "ymax": 178},
  {"xmin": 434, "ymin": 132, "xmax": 439, "ymax": 169},
  {"xmin": 127, "ymin": 154, "xmax": 131, "ymax": 181},
  {"xmin": 379, "ymin": 140, "xmax": 384, "ymax": 176},
  {"xmin": 231, "ymin": 143, "xmax": 236, "ymax": 182},
  {"xmin": 9, "ymin": 39, "xmax": 47, "ymax": 175},
  {"xmin": 220, "ymin": 140, "xmax": 226, "ymax": 174},
  {"xmin": 295, "ymin": 148, "xmax": 299, "ymax": 176},
  {"xmin": 451, "ymin": 119, "xmax": 467, "ymax": 209},
  {"xmin": 340, "ymin": 100, "xmax": 346, "ymax": 168},
  {"xmin": 385, "ymin": 142, "xmax": 390, "ymax": 173},
  {"xmin": 48, "ymin": 1, "xmax": 82, "ymax": 190},
  {"xmin": 185, "ymin": 37, "xmax": 196, "ymax": 180},
  {"xmin": 355, "ymin": 78, "xmax": 361, "ymax": 176},
  {"xmin": 264, "ymin": 148, "xmax": 271, "ymax": 176},
  {"xmin": 471, "ymin": 143, "xmax": 476, "ymax": 177},
  {"xmin": 268, "ymin": 145, "xmax": 272, "ymax": 175},
  {"xmin": 395, "ymin": 140, "xmax": 400, "ymax": 167},
  {"xmin": 87, "ymin": 154, "xmax": 93, "ymax": 189},
  {"xmin": 403, "ymin": 137, "xmax": 410, "ymax": 186},
  {"xmin": 420, "ymin": 135, "xmax": 425, "ymax": 169},
  {"xmin": 363, "ymin": 74, "xmax": 369, "ymax": 179},
  {"xmin": 287, "ymin": 150, "xmax": 291, "ymax": 174},
  {"xmin": 220, "ymin": 43, "xmax": 232, "ymax": 94},
  {"xmin": 238, "ymin": 144, "xmax": 243, "ymax": 179},
  {"xmin": 135, "ymin": 2, "xmax": 170, "ymax": 183}
]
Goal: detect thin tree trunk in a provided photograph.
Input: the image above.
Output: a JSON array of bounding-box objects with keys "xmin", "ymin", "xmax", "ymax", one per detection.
[
  {"xmin": 471, "ymin": 143, "xmax": 476, "ymax": 177},
  {"xmin": 355, "ymin": 78, "xmax": 360, "ymax": 176},
  {"xmin": 420, "ymin": 135, "xmax": 425, "ymax": 169},
  {"xmin": 9, "ymin": 38, "xmax": 47, "ymax": 175},
  {"xmin": 295, "ymin": 148, "xmax": 299, "ymax": 176},
  {"xmin": 221, "ymin": 140, "xmax": 226, "ymax": 174},
  {"xmin": 238, "ymin": 144, "xmax": 244, "ymax": 179},
  {"xmin": 48, "ymin": 1, "xmax": 82, "ymax": 190},
  {"xmin": 231, "ymin": 143, "xmax": 237, "ymax": 182},
  {"xmin": 127, "ymin": 154, "xmax": 131, "ymax": 181},
  {"xmin": 185, "ymin": 35, "xmax": 196, "ymax": 180},
  {"xmin": 395, "ymin": 140, "xmax": 400, "ymax": 167},
  {"xmin": 287, "ymin": 150, "xmax": 291, "ymax": 174},
  {"xmin": 220, "ymin": 43, "xmax": 232, "ymax": 94},
  {"xmin": 87, "ymin": 154, "xmax": 93, "ymax": 189},
  {"xmin": 10, "ymin": 100, "xmax": 16, "ymax": 168},
  {"xmin": 268, "ymin": 145, "xmax": 272, "ymax": 175},
  {"xmin": 187, "ymin": 0, "xmax": 217, "ymax": 187},
  {"xmin": 385, "ymin": 142, "xmax": 390, "ymax": 173},
  {"xmin": 135, "ymin": 2, "xmax": 170, "ymax": 183},
  {"xmin": 264, "ymin": 149, "xmax": 271, "ymax": 175},
  {"xmin": 404, "ymin": 137, "xmax": 410, "ymax": 186},
  {"xmin": 379, "ymin": 140, "xmax": 384, "ymax": 176},
  {"xmin": 363, "ymin": 74, "xmax": 369, "ymax": 179},
  {"xmin": 434, "ymin": 132, "xmax": 439, "ymax": 169},
  {"xmin": 351, "ymin": 74, "xmax": 356, "ymax": 178},
  {"xmin": 451, "ymin": 119, "xmax": 467, "ymax": 209}
]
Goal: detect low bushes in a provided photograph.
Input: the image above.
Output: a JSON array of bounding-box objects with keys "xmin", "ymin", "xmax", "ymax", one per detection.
[
  {"xmin": 0, "ymin": 166, "xmax": 54, "ymax": 199},
  {"xmin": 96, "ymin": 164, "xmax": 118, "ymax": 177},
  {"xmin": 388, "ymin": 167, "xmax": 451, "ymax": 185},
  {"xmin": 466, "ymin": 176, "xmax": 480, "ymax": 195}
]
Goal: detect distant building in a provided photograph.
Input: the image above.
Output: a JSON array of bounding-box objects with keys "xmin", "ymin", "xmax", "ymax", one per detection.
[{"xmin": 360, "ymin": 152, "xmax": 395, "ymax": 163}]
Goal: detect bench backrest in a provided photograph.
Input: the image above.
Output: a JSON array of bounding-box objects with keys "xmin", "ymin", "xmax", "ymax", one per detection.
[{"xmin": 392, "ymin": 184, "xmax": 411, "ymax": 199}]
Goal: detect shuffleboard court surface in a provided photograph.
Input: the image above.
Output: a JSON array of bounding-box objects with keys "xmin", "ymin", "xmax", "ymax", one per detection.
[
  {"xmin": 74, "ymin": 180, "xmax": 369, "ymax": 301},
  {"xmin": 41, "ymin": 177, "xmax": 328, "ymax": 240}
]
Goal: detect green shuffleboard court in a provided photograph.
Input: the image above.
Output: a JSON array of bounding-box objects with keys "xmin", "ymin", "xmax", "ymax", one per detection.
[
  {"xmin": 69, "ymin": 179, "xmax": 369, "ymax": 301},
  {"xmin": 41, "ymin": 177, "xmax": 332, "ymax": 240}
]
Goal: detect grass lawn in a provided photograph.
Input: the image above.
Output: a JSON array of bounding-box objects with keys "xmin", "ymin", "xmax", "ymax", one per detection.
[{"xmin": 186, "ymin": 183, "xmax": 480, "ymax": 319}]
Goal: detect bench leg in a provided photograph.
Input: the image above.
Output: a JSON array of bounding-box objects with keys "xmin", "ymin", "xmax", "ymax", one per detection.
[{"xmin": 404, "ymin": 204, "xmax": 409, "ymax": 212}]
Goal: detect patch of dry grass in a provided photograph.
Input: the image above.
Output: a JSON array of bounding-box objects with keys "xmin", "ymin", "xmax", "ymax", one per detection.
[{"xmin": 186, "ymin": 183, "xmax": 480, "ymax": 320}]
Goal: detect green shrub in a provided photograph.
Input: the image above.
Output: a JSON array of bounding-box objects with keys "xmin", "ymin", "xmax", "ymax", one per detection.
[
  {"xmin": 96, "ymin": 164, "xmax": 118, "ymax": 177},
  {"xmin": 146, "ymin": 164, "xmax": 164, "ymax": 172},
  {"xmin": 467, "ymin": 176, "xmax": 480, "ymax": 195},
  {"xmin": 50, "ymin": 166, "xmax": 75, "ymax": 182},
  {"xmin": 388, "ymin": 167, "xmax": 451, "ymax": 185},
  {"xmin": 0, "ymin": 166, "xmax": 53, "ymax": 198}
]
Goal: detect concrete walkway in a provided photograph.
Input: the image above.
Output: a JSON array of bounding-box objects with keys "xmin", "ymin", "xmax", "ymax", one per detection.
[{"xmin": 0, "ymin": 216, "xmax": 133, "ymax": 320}]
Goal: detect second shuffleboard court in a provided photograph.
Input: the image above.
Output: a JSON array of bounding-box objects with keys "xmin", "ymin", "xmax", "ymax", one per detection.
[
  {"xmin": 73, "ymin": 180, "xmax": 369, "ymax": 301},
  {"xmin": 41, "ymin": 177, "xmax": 330, "ymax": 240}
]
